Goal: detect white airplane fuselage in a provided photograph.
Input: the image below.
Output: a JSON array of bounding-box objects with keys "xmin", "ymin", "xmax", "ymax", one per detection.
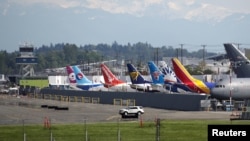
[{"xmin": 211, "ymin": 78, "xmax": 250, "ymax": 101}]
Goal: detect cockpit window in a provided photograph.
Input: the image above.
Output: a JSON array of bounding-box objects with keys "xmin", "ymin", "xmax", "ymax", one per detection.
[{"xmin": 215, "ymin": 85, "xmax": 225, "ymax": 88}]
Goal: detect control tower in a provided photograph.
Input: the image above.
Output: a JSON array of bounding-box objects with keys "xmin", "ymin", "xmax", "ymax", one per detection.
[{"xmin": 16, "ymin": 43, "xmax": 38, "ymax": 77}]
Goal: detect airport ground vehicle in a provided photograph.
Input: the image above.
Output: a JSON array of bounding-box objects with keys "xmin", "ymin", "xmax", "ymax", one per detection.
[
  {"xmin": 119, "ymin": 106, "xmax": 144, "ymax": 118},
  {"xmin": 0, "ymin": 88, "xmax": 9, "ymax": 94}
]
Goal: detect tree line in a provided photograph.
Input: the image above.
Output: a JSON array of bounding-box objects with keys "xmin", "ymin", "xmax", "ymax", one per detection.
[{"xmin": 0, "ymin": 41, "xmax": 217, "ymax": 75}]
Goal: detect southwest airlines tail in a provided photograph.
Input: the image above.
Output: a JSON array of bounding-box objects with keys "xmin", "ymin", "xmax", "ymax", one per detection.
[
  {"xmin": 100, "ymin": 63, "xmax": 125, "ymax": 87},
  {"xmin": 171, "ymin": 57, "xmax": 210, "ymax": 94}
]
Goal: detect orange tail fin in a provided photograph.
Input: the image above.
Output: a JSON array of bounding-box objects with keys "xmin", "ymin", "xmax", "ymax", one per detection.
[{"xmin": 100, "ymin": 63, "xmax": 124, "ymax": 86}]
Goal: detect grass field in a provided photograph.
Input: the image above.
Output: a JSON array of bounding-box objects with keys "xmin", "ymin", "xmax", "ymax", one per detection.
[{"xmin": 0, "ymin": 119, "xmax": 249, "ymax": 141}]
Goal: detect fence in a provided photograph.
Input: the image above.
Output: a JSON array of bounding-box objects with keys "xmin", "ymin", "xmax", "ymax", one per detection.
[{"xmin": 0, "ymin": 119, "xmax": 212, "ymax": 141}]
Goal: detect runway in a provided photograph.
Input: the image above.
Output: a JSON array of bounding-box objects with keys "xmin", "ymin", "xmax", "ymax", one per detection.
[{"xmin": 0, "ymin": 95, "xmax": 232, "ymax": 125}]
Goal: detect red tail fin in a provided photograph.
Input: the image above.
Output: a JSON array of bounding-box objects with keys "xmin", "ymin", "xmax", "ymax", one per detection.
[
  {"xmin": 100, "ymin": 63, "xmax": 125, "ymax": 86},
  {"xmin": 65, "ymin": 66, "xmax": 76, "ymax": 84}
]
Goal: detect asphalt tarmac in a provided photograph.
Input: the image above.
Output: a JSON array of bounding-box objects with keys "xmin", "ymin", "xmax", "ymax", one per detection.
[{"xmin": 0, "ymin": 95, "xmax": 233, "ymax": 125}]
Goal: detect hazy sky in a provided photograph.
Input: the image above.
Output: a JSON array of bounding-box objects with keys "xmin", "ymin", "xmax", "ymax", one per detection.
[{"xmin": 1, "ymin": 0, "xmax": 250, "ymax": 53}]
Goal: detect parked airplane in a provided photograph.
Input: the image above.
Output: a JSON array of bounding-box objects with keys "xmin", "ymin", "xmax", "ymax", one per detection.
[
  {"xmin": 127, "ymin": 63, "xmax": 160, "ymax": 92},
  {"xmin": 158, "ymin": 61, "xmax": 192, "ymax": 92},
  {"xmin": 100, "ymin": 63, "xmax": 137, "ymax": 92},
  {"xmin": 157, "ymin": 61, "xmax": 177, "ymax": 83},
  {"xmin": 147, "ymin": 61, "xmax": 190, "ymax": 93},
  {"xmin": 209, "ymin": 43, "xmax": 250, "ymax": 100},
  {"xmin": 171, "ymin": 57, "xmax": 215, "ymax": 94},
  {"xmin": 224, "ymin": 43, "xmax": 250, "ymax": 78},
  {"xmin": 66, "ymin": 65, "xmax": 104, "ymax": 91},
  {"xmin": 210, "ymin": 77, "xmax": 250, "ymax": 101}
]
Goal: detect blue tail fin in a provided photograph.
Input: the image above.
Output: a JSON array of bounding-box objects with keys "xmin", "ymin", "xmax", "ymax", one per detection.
[
  {"xmin": 72, "ymin": 65, "xmax": 93, "ymax": 84},
  {"xmin": 147, "ymin": 61, "xmax": 165, "ymax": 84}
]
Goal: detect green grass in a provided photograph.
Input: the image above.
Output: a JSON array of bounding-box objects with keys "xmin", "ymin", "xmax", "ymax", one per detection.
[{"xmin": 0, "ymin": 119, "xmax": 249, "ymax": 141}]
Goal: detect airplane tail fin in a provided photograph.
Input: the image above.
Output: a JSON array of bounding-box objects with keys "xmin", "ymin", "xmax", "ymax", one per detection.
[
  {"xmin": 171, "ymin": 58, "xmax": 194, "ymax": 83},
  {"xmin": 65, "ymin": 65, "xmax": 77, "ymax": 84},
  {"xmin": 224, "ymin": 43, "xmax": 250, "ymax": 78},
  {"xmin": 171, "ymin": 57, "xmax": 210, "ymax": 94},
  {"xmin": 127, "ymin": 63, "xmax": 151, "ymax": 84},
  {"xmin": 224, "ymin": 43, "xmax": 248, "ymax": 62},
  {"xmin": 158, "ymin": 61, "xmax": 178, "ymax": 83},
  {"xmin": 147, "ymin": 61, "xmax": 165, "ymax": 84},
  {"xmin": 72, "ymin": 65, "xmax": 93, "ymax": 84},
  {"xmin": 100, "ymin": 63, "xmax": 125, "ymax": 85}
]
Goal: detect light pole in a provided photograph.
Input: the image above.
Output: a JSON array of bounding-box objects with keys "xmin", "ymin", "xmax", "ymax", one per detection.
[
  {"xmin": 84, "ymin": 118, "xmax": 88, "ymax": 141},
  {"xmin": 23, "ymin": 119, "xmax": 26, "ymax": 141},
  {"xmin": 117, "ymin": 118, "xmax": 121, "ymax": 141},
  {"xmin": 176, "ymin": 48, "xmax": 179, "ymax": 59},
  {"xmin": 201, "ymin": 45, "xmax": 206, "ymax": 71},
  {"xmin": 180, "ymin": 44, "xmax": 184, "ymax": 64},
  {"xmin": 229, "ymin": 63, "xmax": 232, "ymax": 111},
  {"xmin": 156, "ymin": 48, "xmax": 159, "ymax": 66}
]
